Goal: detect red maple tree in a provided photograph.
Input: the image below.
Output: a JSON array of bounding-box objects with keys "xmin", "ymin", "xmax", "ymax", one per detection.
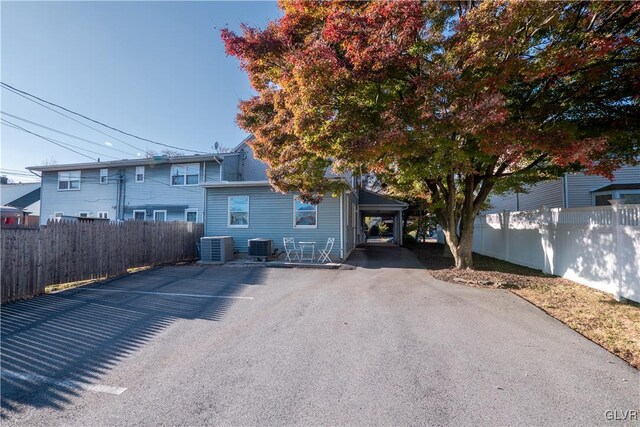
[{"xmin": 223, "ymin": 1, "xmax": 640, "ymax": 268}]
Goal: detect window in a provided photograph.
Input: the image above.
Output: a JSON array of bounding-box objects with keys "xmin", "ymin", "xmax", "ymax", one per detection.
[
  {"xmin": 228, "ymin": 196, "xmax": 249, "ymax": 227},
  {"xmin": 153, "ymin": 210, "xmax": 167, "ymax": 222},
  {"xmin": 621, "ymin": 193, "xmax": 640, "ymax": 204},
  {"xmin": 54, "ymin": 212, "xmax": 64, "ymax": 219},
  {"xmin": 100, "ymin": 168, "xmax": 108, "ymax": 184},
  {"xmin": 294, "ymin": 197, "xmax": 317, "ymax": 228},
  {"xmin": 58, "ymin": 171, "xmax": 81, "ymax": 190},
  {"xmin": 133, "ymin": 210, "xmax": 146, "ymax": 221},
  {"xmin": 595, "ymin": 194, "xmax": 612, "ymax": 206},
  {"xmin": 594, "ymin": 191, "xmax": 640, "ymax": 206},
  {"xmin": 78, "ymin": 212, "xmax": 89, "ymax": 218},
  {"xmin": 97, "ymin": 211, "xmax": 109, "ymax": 219},
  {"xmin": 171, "ymin": 163, "xmax": 199, "ymax": 186},
  {"xmin": 135, "ymin": 166, "xmax": 145, "ymax": 183},
  {"xmin": 185, "ymin": 209, "xmax": 198, "ymax": 223}
]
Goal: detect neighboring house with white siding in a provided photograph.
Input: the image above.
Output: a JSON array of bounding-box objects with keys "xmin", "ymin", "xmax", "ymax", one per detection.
[{"xmin": 485, "ymin": 165, "xmax": 640, "ymax": 213}]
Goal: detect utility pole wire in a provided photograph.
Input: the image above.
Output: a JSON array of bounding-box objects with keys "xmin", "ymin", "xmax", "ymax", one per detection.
[
  {"xmin": 1, "ymin": 111, "xmax": 138, "ymax": 157},
  {"xmin": 1, "ymin": 118, "xmax": 99, "ymax": 161},
  {"xmin": 1, "ymin": 81, "xmax": 209, "ymax": 154}
]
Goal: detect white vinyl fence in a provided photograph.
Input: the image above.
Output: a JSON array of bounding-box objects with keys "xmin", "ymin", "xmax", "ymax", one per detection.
[{"xmin": 438, "ymin": 201, "xmax": 640, "ymax": 302}]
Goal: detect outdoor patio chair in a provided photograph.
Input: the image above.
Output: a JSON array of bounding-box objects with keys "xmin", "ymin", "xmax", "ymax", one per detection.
[
  {"xmin": 317, "ymin": 237, "xmax": 335, "ymax": 263},
  {"xmin": 283, "ymin": 237, "xmax": 301, "ymax": 262}
]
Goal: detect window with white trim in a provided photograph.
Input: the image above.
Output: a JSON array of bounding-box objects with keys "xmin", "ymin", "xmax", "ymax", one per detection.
[
  {"xmin": 58, "ymin": 171, "xmax": 81, "ymax": 190},
  {"xmin": 78, "ymin": 211, "xmax": 89, "ymax": 218},
  {"xmin": 100, "ymin": 168, "xmax": 108, "ymax": 184},
  {"xmin": 153, "ymin": 210, "xmax": 167, "ymax": 222},
  {"xmin": 228, "ymin": 196, "xmax": 249, "ymax": 227},
  {"xmin": 185, "ymin": 209, "xmax": 198, "ymax": 223},
  {"xmin": 133, "ymin": 210, "xmax": 146, "ymax": 221},
  {"xmin": 171, "ymin": 163, "xmax": 199, "ymax": 186},
  {"xmin": 97, "ymin": 211, "xmax": 109, "ymax": 219},
  {"xmin": 294, "ymin": 196, "xmax": 317, "ymax": 228},
  {"xmin": 135, "ymin": 166, "xmax": 145, "ymax": 182},
  {"xmin": 54, "ymin": 212, "xmax": 64, "ymax": 219}
]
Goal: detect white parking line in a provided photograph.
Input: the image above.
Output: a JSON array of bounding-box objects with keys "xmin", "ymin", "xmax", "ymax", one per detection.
[
  {"xmin": 78, "ymin": 288, "xmax": 254, "ymax": 300},
  {"xmin": 2, "ymin": 371, "xmax": 127, "ymax": 395}
]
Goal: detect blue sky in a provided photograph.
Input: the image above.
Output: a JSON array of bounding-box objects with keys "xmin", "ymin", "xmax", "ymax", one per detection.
[{"xmin": 0, "ymin": 1, "xmax": 282, "ymax": 183}]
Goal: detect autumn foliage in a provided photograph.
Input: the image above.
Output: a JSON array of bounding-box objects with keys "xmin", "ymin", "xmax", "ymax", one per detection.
[{"xmin": 222, "ymin": 0, "xmax": 640, "ymax": 268}]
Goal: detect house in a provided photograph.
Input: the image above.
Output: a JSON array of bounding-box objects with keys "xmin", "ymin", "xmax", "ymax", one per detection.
[
  {"xmin": 0, "ymin": 182, "xmax": 41, "ymax": 225},
  {"xmin": 28, "ymin": 152, "xmax": 246, "ymax": 225},
  {"xmin": 202, "ymin": 138, "xmax": 408, "ymax": 261},
  {"xmin": 29, "ymin": 137, "xmax": 408, "ymax": 261},
  {"xmin": 485, "ymin": 165, "xmax": 640, "ymax": 213}
]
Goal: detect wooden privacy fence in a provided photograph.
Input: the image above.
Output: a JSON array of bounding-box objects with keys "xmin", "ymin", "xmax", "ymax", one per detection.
[{"xmin": 1, "ymin": 220, "xmax": 204, "ymax": 304}]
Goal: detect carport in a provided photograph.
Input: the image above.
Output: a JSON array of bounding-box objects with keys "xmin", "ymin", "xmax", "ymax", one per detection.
[{"xmin": 358, "ymin": 189, "xmax": 408, "ymax": 245}]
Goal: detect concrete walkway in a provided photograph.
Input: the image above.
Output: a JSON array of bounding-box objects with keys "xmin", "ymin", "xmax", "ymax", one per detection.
[{"xmin": 1, "ymin": 245, "xmax": 638, "ymax": 425}]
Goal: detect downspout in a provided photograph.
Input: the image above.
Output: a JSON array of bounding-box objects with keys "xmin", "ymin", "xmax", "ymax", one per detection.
[
  {"xmin": 202, "ymin": 185, "xmax": 207, "ymax": 230},
  {"xmin": 563, "ymin": 173, "xmax": 569, "ymax": 208},
  {"xmin": 121, "ymin": 170, "xmax": 126, "ymax": 220},
  {"xmin": 340, "ymin": 191, "xmax": 344, "ymax": 259}
]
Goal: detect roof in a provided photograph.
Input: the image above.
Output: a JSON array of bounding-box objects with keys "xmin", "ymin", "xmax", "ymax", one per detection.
[
  {"xmin": 6, "ymin": 188, "xmax": 40, "ymax": 210},
  {"xmin": 591, "ymin": 183, "xmax": 640, "ymax": 192},
  {"xmin": 202, "ymin": 180, "xmax": 271, "ymax": 188},
  {"xmin": 358, "ymin": 189, "xmax": 408, "ymax": 207},
  {"xmin": 0, "ymin": 205, "xmax": 23, "ymax": 216},
  {"xmin": 232, "ymin": 134, "xmax": 255, "ymax": 152},
  {"xmin": 27, "ymin": 153, "xmax": 226, "ymax": 172},
  {"xmin": 0, "ymin": 183, "xmax": 40, "ymax": 205}
]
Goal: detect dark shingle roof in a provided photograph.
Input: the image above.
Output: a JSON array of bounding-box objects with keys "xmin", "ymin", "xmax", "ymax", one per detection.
[
  {"xmin": 591, "ymin": 183, "xmax": 640, "ymax": 193},
  {"xmin": 6, "ymin": 188, "xmax": 40, "ymax": 210},
  {"xmin": 358, "ymin": 189, "xmax": 407, "ymax": 206}
]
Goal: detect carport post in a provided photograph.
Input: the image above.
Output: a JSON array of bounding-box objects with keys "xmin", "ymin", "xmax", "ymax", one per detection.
[{"xmin": 399, "ymin": 210, "xmax": 403, "ymax": 245}]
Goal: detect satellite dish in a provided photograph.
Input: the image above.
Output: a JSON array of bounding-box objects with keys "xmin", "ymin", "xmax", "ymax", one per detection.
[{"xmin": 214, "ymin": 141, "xmax": 219, "ymax": 151}]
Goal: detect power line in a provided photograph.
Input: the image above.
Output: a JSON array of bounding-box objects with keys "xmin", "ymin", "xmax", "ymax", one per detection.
[
  {"xmin": 2, "ymin": 118, "xmax": 121, "ymax": 160},
  {"xmin": 1, "ymin": 82, "xmax": 209, "ymax": 154},
  {"xmin": 1, "ymin": 84, "xmax": 148, "ymax": 153},
  {"xmin": 0, "ymin": 111, "xmax": 139, "ymax": 157},
  {"xmin": 1, "ymin": 119, "xmax": 99, "ymax": 161}
]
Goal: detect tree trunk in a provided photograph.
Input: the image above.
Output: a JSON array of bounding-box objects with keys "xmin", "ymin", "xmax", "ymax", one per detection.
[
  {"xmin": 452, "ymin": 237, "xmax": 474, "ymax": 269},
  {"xmin": 441, "ymin": 216, "xmax": 476, "ymax": 269}
]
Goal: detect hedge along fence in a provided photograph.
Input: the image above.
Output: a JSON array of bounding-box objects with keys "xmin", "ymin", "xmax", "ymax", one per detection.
[{"xmin": 1, "ymin": 220, "xmax": 204, "ymax": 304}]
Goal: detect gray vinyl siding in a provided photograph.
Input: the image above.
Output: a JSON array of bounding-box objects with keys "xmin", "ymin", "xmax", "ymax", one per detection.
[
  {"xmin": 222, "ymin": 154, "xmax": 242, "ymax": 181},
  {"xmin": 566, "ymin": 165, "xmax": 640, "ymax": 207},
  {"xmin": 205, "ymin": 186, "xmax": 343, "ymax": 259},
  {"xmin": 484, "ymin": 165, "xmax": 640, "ymax": 213},
  {"xmin": 39, "ymin": 160, "xmax": 221, "ymax": 224},
  {"xmin": 486, "ymin": 179, "xmax": 565, "ymax": 213},
  {"xmin": 344, "ymin": 190, "xmax": 358, "ymax": 256},
  {"xmin": 122, "ymin": 162, "xmax": 206, "ymax": 221},
  {"xmin": 240, "ymin": 146, "xmax": 268, "ymax": 181},
  {"xmin": 39, "ymin": 169, "xmax": 117, "ymax": 224}
]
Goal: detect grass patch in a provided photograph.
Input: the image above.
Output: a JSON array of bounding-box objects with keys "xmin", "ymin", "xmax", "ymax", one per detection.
[{"xmin": 410, "ymin": 241, "xmax": 640, "ymax": 369}]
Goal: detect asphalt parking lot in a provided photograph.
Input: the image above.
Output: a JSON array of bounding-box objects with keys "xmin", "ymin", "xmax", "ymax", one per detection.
[{"xmin": 1, "ymin": 244, "xmax": 638, "ymax": 426}]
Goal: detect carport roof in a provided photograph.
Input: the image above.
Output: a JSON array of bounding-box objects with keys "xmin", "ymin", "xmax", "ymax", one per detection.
[{"xmin": 358, "ymin": 189, "xmax": 408, "ymax": 208}]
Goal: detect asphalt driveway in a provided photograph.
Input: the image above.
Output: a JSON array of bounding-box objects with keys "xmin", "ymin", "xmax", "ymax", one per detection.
[{"xmin": 1, "ymin": 244, "xmax": 638, "ymax": 426}]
